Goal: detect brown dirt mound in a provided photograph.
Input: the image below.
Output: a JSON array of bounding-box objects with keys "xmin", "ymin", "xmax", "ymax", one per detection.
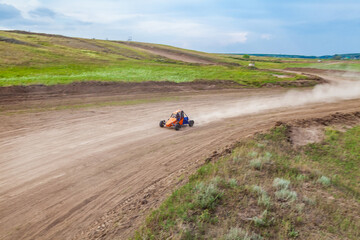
[
  {"xmin": 276, "ymin": 111, "xmax": 360, "ymax": 146},
  {"xmin": 0, "ymin": 80, "xmax": 243, "ymax": 104}
]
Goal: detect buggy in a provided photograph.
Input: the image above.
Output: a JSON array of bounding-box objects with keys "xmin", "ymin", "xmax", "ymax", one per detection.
[{"xmin": 159, "ymin": 110, "xmax": 194, "ymax": 131}]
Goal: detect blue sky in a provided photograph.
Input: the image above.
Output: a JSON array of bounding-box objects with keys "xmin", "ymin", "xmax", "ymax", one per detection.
[{"xmin": 0, "ymin": 0, "xmax": 359, "ymax": 55}]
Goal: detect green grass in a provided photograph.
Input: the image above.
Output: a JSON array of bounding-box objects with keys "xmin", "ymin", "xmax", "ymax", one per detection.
[
  {"xmin": 0, "ymin": 31, "xmax": 305, "ymax": 87},
  {"xmin": 132, "ymin": 124, "xmax": 360, "ymax": 239},
  {"xmin": 0, "ymin": 62, "xmax": 297, "ymax": 87},
  {"xmin": 222, "ymin": 55, "xmax": 360, "ymax": 72}
]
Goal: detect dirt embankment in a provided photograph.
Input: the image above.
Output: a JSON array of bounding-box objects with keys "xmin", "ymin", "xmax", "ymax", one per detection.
[
  {"xmin": 0, "ymin": 80, "xmax": 242, "ymax": 102},
  {"xmin": 277, "ymin": 111, "xmax": 360, "ymax": 146}
]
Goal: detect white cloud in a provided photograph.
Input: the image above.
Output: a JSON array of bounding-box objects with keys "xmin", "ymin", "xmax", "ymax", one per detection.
[
  {"xmin": 261, "ymin": 34, "xmax": 271, "ymax": 40},
  {"xmin": 227, "ymin": 32, "xmax": 248, "ymax": 44},
  {"xmin": 0, "ymin": 0, "xmax": 40, "ymax": 17}
]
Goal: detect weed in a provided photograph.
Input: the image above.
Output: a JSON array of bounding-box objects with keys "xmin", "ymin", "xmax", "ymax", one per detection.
[
  {"xmin": 275, "ymin": 189, "xmax": 298, "ymax": 202},
  {"xmin": 252, "ymin": 210, "xmax": 272, "ymax": 227},
  {"xmin": 194, "ymin": 182, "xmax": 222, "ymax": 210},
  {"xmin": 248, "ymin": 151, "xmax": 258, "ymax": 158},
  {"xmin": 250, "ymin": 158, "xmax": 263, "ymax": 170},
  {"xmin": 295, "ymin": 203, "xmax": 305, "ymax": 213},
  {"xmin": 263, "ymin": 152, "xmax": 272, "ymax": 160},
  {"xmin": 233, "ymin": 156, "xmax": 242, "ymax": 163},
  {"xmin": 256, "ymin": 143, "xmax": 265, "ymax": 148},
  {"xmin": 303, "ymin": 196, "xmax": 316, "ymax": 205},
  {"xmin": 251, "ymin": 185, "xmax": 266, "ymax": 195},
  {"xmin": 288, "ymin": 229, "xmax": 299, "ymax": 238},
  {"xmin": 224, "ymin": 227, "xmax": 263, "ymax": 240},
  {"xmin": 317, "ymin": 176, "xmax": 331, "ymax": 187},
  {"xmin": 228, "ymin": 178, "xmax": 238, "ymax": 188},
  {"xmin": 273, "ymin": 178, "xmax": 290, "ymax": 190},
  {"xmin": 296, "ymin": 174, "xmax": 307, "ymax": 181},
  {"xmin": 258, "ymin": 193, "xmax": 272, "ymax": 208}
]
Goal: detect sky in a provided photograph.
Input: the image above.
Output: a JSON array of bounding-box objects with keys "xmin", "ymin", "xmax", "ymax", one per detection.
[{"xmin": 0, "ymin": 0, "xmax": 359, "ymax": 55}]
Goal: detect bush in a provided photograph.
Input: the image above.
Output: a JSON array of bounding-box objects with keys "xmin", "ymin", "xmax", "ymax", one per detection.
[
  {"xmin": 251, "ymin": 185, "xmax": 266, "ymax": 195},
  {"xmin": 263, "ymin": 152, "xmax": 272, "ymax": 161},
  {"xmin": 317, "ymin": 176, "xmax": 331, "ymax": 187},
  {"xmin": 251, "ymin": 185, "xmax": 272, "ymax": 208},
  {"xmin": 252, "ymin": 210, "xmax": 271, "ymax": 227},
  {"xmin": 225, "ymin": 227, "xmax": 263, "ymax": 240},
  {"xmin": 194, "ymin": 181, "xmax": 222, "ymax": 209},
  {"xmin": 225, "ymin": 228, "xmax": 251, "ymax": 240},
  {"xmin": 303, "ymin": 196, "xmax": 316, "ymax": 205},
  {"xmin": 228, "ymin": 178, "xmax": 238, "ymax": 188},
  {"xmin": 250, "ymin": 158, "xmax": 263, "ymax": 170},
  {"xmin": 273, "ymin": 178, "xmax": 290, "ymax": 190},
  {"xmin": 275, "ymin": 189, "xmax": 297, "ymax": 202},
  {"xmin": 258, "ymin": 193, "xmax": 272, "ymax": 208},
  {"xmin": 248, "ymin": 151, "xmax": 258, "ymax": 157}
]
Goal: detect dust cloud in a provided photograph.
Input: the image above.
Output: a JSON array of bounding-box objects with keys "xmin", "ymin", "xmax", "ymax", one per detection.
[{"xmin": 196, "ymin": 77, "xmax": 360, "ymax": 124}]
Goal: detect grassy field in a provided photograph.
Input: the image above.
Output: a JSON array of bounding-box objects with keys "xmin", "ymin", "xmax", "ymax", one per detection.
[
  {"xmin": 0, "ymin": 31, "xmax": 303, "ymax": 87},
  {"xmin": 1, "ymin": 31, "xmax": 358, "ymax": 87},
  {"xmin": 133, "ymin": 125, "xmax": 360, "ymax": 239},
  {"xmin": 224, "ymin": 55, "xmax": 360, "ymax": 72},
  {"xmin": 0, "ymin": 62, "xmax": 300, "ymax": 87}
]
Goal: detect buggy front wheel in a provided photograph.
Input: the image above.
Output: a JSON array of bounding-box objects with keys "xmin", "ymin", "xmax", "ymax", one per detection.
[{"xmin": 189, "ymin": 120, "xmax": 194, "ymax": 127}]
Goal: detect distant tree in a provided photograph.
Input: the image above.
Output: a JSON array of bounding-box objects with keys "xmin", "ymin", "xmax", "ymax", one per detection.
[
  {"xmin": 243, "ymin": 54, "xmax": 250, "ymax": 59},
  {"xmin": 333, "ymin": 55, "xmax": 342, "ymax": 60}
]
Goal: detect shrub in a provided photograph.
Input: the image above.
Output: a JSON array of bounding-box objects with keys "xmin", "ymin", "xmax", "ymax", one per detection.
[
  {"xmin": 317, "ymin": 176, "xmax": 331, "ymax": 186},
  {"xmin": 225, "ymin": 228, "xmax": 251, "ymax": 240},
  {"xmin": 250, "ymin": 158, "xmax": 263, "ymax": 170},
  {"xmin": 228, "ymin": 178, "xmax": 238, "ymax": 188},
  {"xmin": 251, "ymin": 185, "xmax": 272, "ymax": 208},
  {"xmin": 263, "ymin": 152, "xmax": 272, "ymax": 161},
  {"xmin": 296, "ymin": 174, "xmax": 306, "ymax": 181},
  {"xmin": 258, "ymin": 193, "xmax": 272, "ymax": 208},
  {"xmin": 225, "ymin": 227, "xmax": 263, "ymax": 240},
  {"xmin": 248, "ymin": 151, "xmax": 258, "ymax": 157},
  {"xmin": 251, "ymin": 185, "xmax": 266, "ymax": 195},
  {"xmin": 233, "ymin": 156, "xmax": 242, "ymax": 163},
  {"xmin": 275, "ymin": 189, "xmax": 297, "ymax": 202},
  {"xmin": 194, "ymin": 181, "xmax": 222, "ymax": 209},
  {"xmin": 252, "ymin": 210, "xmax": 271, "ymax": 227},
  {"xmin": 303, "ymin": 196, "xmax": 316, "ymax": 205},
  {"xmin": 273, "ymin": 178, "xmax": 290, "ymax": 190}
]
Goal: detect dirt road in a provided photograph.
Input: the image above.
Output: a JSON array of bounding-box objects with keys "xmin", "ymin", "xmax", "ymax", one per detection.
[{"xmin": 0, "ymin": 70, "xmax": 359, "ymax": 240}]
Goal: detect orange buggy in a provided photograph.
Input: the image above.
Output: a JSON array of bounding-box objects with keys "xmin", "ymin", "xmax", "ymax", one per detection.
[{"xmin": 159, "ymin": 110, "xmax": 194, "ymax": 131}]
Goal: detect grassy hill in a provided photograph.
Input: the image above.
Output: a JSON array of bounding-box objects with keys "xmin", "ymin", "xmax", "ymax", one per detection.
[{"xmin": 0, "ymin": 31, "xmax": 303, "ymax": 87}]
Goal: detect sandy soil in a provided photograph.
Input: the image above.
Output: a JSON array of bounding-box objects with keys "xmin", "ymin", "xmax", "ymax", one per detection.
[{"xmin": 0, "ymin": 70, "xmax": 359, "ymax": 240}]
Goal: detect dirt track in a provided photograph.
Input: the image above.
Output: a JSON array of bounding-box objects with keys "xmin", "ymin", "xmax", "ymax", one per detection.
[{"xmin": 0, "ymin": 70, "xmax": 360, "ymax": 240}]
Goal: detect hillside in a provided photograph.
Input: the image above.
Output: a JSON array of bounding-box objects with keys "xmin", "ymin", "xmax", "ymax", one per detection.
[
  {"xmin": 0, "ymin": 31, "xmax": 304, "ymax": 87},
  {"xmin": 235, "ymin": 53, "xmax": 360, "ymax": 60},
  {"xmin": 133, "ymin": 113, "xmax": 360, "ymax": 239}
]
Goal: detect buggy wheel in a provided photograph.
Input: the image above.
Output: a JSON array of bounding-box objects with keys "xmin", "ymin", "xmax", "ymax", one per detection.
[
  {"xmin": 189, "ymin": 120, "xmax": 194, "ymax": 127},
  {"xmin": 175, "ymin": 123, "xmax": 181, "ymax": 131},
  {"xmin": 159, "ymin": 120, "xmax": 165, "ymax": 128}
]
